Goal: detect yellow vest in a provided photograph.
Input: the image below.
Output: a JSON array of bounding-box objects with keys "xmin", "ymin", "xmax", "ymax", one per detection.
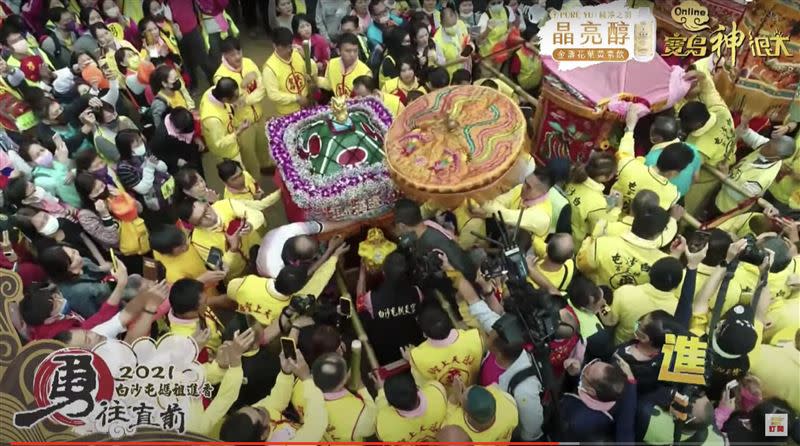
[
  {"xmin": 381, "ymin": 76, "xmax": 426, "ymax": 100},
  {"xmin": 223, "ymin": 171, "xmax": 261, "ymax": 201},
  {"xmin": 157, "ymin": 89, "xmax": 189, "ymax": 109},
  {"xmin": 199, "ymin": 89, "xmax": 238, "ymax": 159},
  {"xmin": 7, "ymin": 48, "xmax": 55, "ymax": 88},
  {"xmin": 474, "ymin": 77, "xmax": 519, "ymax": 103},
  {"xmin": 579, "ymin": 232, "xmax": 669, "ymax": 290},
  {"xmin": 715, "ymin": 151, "xmax": 783, "ymax": 213},
  {"xmin": 263, "ymin": 51, "xmax": 309, "ymax": 116},
  {"xmin": 480, "ymin": 8, "xmax": 509, "ymax": 56},
  {"xmin": 516, "ymin": 46, "xmax": 542, "ymax": 91},
  {"xmin": 768, "ymin": 142, "xmax": 800, "ymax": 208},
  {"xmin": 695, "ymin": 263, "xmax": 742, "ymax": 317},
  {"xmin": 326, "ymin": 57, "xmax": 372, "ymax": 98},
  {"xmin": 291, "ymin": 384, "xmax": 369, "ymax": 441},
  {"xmin": 444, "ymin": 385, "xmax": 518, "ymax": 442},
  {"xmin": 603, "ymin": 215, "xmax": 678, "ymax": 248},
  {"xmin": 531, "ymin": 258, "xmax": 575, "ymax": 293},
  {"xmin": 190, "ymin": 200, "xmax": 259, "ymax": 277},
  {"xmin": 612, "ymin": 157, "xmax": 680, "ymax": 214},
  {"xmin": 168, "ymin": 308, "xmax": 224, "ymax": 352},
  {"xmin": 228, "ymin": 275, "xmax": 289, "ymax": 325},
  {"xmin": 379, "ymin": 54, "xmax": 396, "ymax": 89},
  {"xmin": 409, "ymin": 329, "xmax": 484, "ymax": 386},
  {"xmin": 376, "ymin": 381, "xmax": 449, "ymax": 441},
  {"xmin": 214, "ymin": 57, "xmax": 263, "ymax": 123},
  {"xmin": 432, "ymin": 21, "xmax": 470, "ymax": 76},
  {"xmin": 153, "ymin": 243, "xmax": 207, "ymax": 285},
  {"xmin": 565, "ymin": 178, "xmax": 609, "ymax": 244},
  {"xmin": 380, "ymin": 92, "xmax": 403, "ymax": 117}
]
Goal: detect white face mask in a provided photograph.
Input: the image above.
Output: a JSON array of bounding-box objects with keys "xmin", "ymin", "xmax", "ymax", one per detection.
[
  {"xmin": 106, "ymin": 6, "xmax": 120, "ymax": 18},
  {"xmin": 132, "ymin": 144, "xmax": 146, "ymax": 156},
  {"xmin": 11, "ymin": 39, "xmax": 29, "ymax": 54},
  {"xmin": 489, "ymin": 4, "xmax": 504, "ymax": 13},
  {"xmin": 23, "ymin": 186, "xmax": 48, "ymax": 204},
  {"xmin": 40, "ymin": 215, "xmax": 60, "ymax": 237}
]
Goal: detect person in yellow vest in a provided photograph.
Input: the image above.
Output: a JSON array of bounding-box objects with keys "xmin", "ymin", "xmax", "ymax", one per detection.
[
  {"xmin": 680, "ymin": 68, "xmax": 737, "ymax": 217},
  {"xmin": 290, "ymin": 353, "xmax": 377, "ymax": 441},
  {"xmin": 263, "ymin": 28, "xmax": 316, "ymax": 116},
  {"xmin": 564, "ymin": 151, "xmax": 620, "ymax": 246},
  {"xmin": 714, "ymin": 117, "xmax": 795, "ymax": 214},
  {"xmin": 527, "ymin": 233, "xmax": 575, "ymax": 295},
  {"xmin": 408, "ymin": 305, "xmax": 485, "ymax": 387},
  {"xmin": 167, "ymin": 278, "xmax": 227, "ymax": 352},
  {"xmin": 432, "ymin": 5, "xmax": 472, "ymax": 77},
  {"xmin": 321, "ymin": 32, "xmax": 372, "ymax": 98},
  {"xmin": 765, "ymin": 122, "xmax": 800, "ymax": 214},
  {"xmin": 420, "ymin": 199, "xmax": 486, "ymax": 251},
  {"xmin": 226, "ymin": 241, "xmax": 348, "ymax": 325},
  {"xmin": 150, "ymin": 224, "xmax": 228, "ymax": 288},
  {"xmin": 476, "ymin": 0, "xmax": 513, "ymax": 58},
  {"xmin": 577, "ymin": 206, "xmax": 674, "ymax": 290},
  {"xmin": 219, "ymin": 350, "xmax": 329, "ymax": 442},
  {"xmin": 688, "ymin": 229, "xmax": 745, "ymax": 318},
  {"xmin": 139, "ymin": 16, "xmax": 182, "ymax": 68},
  {"xmin": 474, "ymin": 77, "xmax": 519, "ymax": 103},
  {"xmin": 510, "ymin": 27, "xmax": 542, "ymax": 92},
  {"xmin": 381, "ymin": 54, "xmax": 427, "ymax": 104},
  {"xmin": 216, "ymin": 36, "xmax": 273, "ymax": 178},
  {"xmin": 150, "ymin": 64, "xmax": 195, "ymax": 127},
  {"xmin": 443, "ymin": 383, "xmax": 519, "ymax": 442},
  {"xmin": 2, "ymin": 26, "xmax": 56, "ymax": 88},
  {"xmin": 177, "ymin": 196, "xmax": 265, "ymax": 279},
  {"xmin": 352, "ymin": 75, "xmax": 404, "ymax": 117},
  {"xmin": 218, "ymin": 159, "xmax": 264, "ymax": 201},
  {"xmin": 612, "ymin": 108, "xmax": 689, "ymax": 215},
  {"xmin": 481, "ymin": 172, "xmax": 553, "ymax": 257},
  {"xmin": 200, "ymin": 77, "xmax": 252, "ymax": 169},
  {"xmin": 89, "ymin": 22, "xmax": 138, "ymax": 81},
  {"xmin": 375, "ymin": 372, "xmax": 451, "ymax": 441},
  {"xmin": 596, "ymin": 189, "xmax": 679, "ymax": 249}
]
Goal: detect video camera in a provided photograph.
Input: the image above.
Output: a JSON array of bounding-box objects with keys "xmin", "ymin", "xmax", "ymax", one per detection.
[
  {"xmin": 289, "ymin": 294, "xmax": 316, "ymax": 315},
  {"xmin": 739, "ymin": 234, "xmax": 767, "ymax": 266},
  {"xmin": 396, "ymin": 232, "xmax": 447, "ymax": 283}
]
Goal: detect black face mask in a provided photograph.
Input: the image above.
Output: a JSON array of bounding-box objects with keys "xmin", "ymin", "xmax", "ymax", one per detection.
[
  {"xmin": 94, "ymin": 187, "xmax": 111, "ymax": 201},
  {"xmin": 58, "ymin": 218, "xmax": 82, "ymax": 235},
  {"xmin": 171, "ymin": 79, "xmax": 182, "ymax": 91}
]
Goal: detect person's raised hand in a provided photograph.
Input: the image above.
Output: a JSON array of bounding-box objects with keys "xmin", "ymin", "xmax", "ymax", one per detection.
[
  {"xmin": 94, "ymin": 199, "xmax": 110, "ymax": 217},
  {"xmin": 192, "ymin": 327, "xmax": 211, "ymax": 349},
  {"xmin": 613, "ymin": 352, "xmax": 634, "ymax": 381},
  {"xmin": 225, "ymin": 231, "xmax": 242, "ymax": 253},
  {"xmin": 88, "ymin": 97, "xmax": 103, "ymax": 109},
  {"xmin": 369, "ymin": 370, "xmax": 385, "ymax": 390},
  {"xmin": 670, "ymin": 204, "xmax": 685, "ymax": 221},
  {"xmin": 198, "ymin": 269, "xmax": 226, "ymax": 285},
  {"xmin": 142, "ymin": 280, "xmax": 169, "ymax": 305},
  {"xmin": 778, "ymin": 218, "xmax": 799, "ymax": 244},
  {"xmin": 399, "ymin": 344, "xmax": 413, "ymax": 362},
  {"xmin": 326, "ymin": 234, "xmax": 345, "ymax": 252},
  {"xmin": 112, "ymin": 256, "xmax": 129, "ymax": 286},
  {"xmin": 625, "ymin": 105, "xmax": 640, "ymax": 131},
  {"xmin": 332, "ymin": 242, "xmax": 350, "ymax": 258},
  {"xmin": 215, "ymin": 341, "xmax": 233, "ymax": 368},
  {"xmin": 290, "ymin": 350, "xmax": 311, "ymax": 380},
  {"xmin": 726, "ymin": 238, "xmax": 748, "ymax": 263},
  {"xmin": 230, "ymin": 328, "xmax": 256, "ymax": 362},
  {"xmin": 685, "ymin": 241, "xmax": 709, "ymax": 269},
  {"xmin": 670, "ymin": 235, "xmax": 687, "ymax": 257},
  {"xmin": 436, "ymin": 250, "xmax": 455, "ymax": 272}
]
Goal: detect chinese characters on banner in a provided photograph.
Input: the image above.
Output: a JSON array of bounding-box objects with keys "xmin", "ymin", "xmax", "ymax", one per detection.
[
  {"xmin": 13, "ymin": 336, "xmax": 207, "ymax": 439},
  {"xmin": 662, "ymin": 24, "xmax": 792, "ymax": 65},
  {"xmin": 658, "ymin": 333, "xmax": 707, "ymax": 386},
  {"xmin": 537, "ymin": 0, "xmax": 657, "ymax": 70}
]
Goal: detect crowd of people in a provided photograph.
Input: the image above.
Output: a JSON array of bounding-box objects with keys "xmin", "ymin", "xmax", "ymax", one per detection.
[{"xmin": 0, "ymin": 0, "xmax": 799, "ymax": 443}]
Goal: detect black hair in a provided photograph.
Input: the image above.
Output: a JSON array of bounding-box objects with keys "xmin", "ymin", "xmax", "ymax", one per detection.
[
  {"xmin": 650, "ymin": 114, "xmax": 679, "ymax": 142},
  {"xmin": 631, "ymin": 206, "xmax": 669, "ymax": 240},
  {"xmin": 678, "ymin": 101, "xmax": 711, "ymax": 134},
  {"xmin": 451, "ymin": 68, "xmax": 472, "ymax": 85},
  {"xmin": 384, "ymin": 372, "xmax": 419, "ymax": 410},
  {"xmin": 20, "ymin": 282, "xmax": 57, "ymax": 326},
  {"xmin": 384, "ymin": 26, "xmax": 409, "ymax": 59},
  {"xmin": 369, "ymin": 0, "xmax": 385, "ymax": 15},
  {"xmin": 353, "ymin": 74, "xmax": 377, "ymax": 92},
  {"xmin": 272, "ymin": 27, "xmax": 294, "ymax": 47},
  {"xmin": 341, "ymin": 15, "xmax": 359, "ymax": 27},
  {"xmin": 750, "ymin": 398, "xmax": 796, "ymax": 443},
  {"xmin": 338, "ymin": 32, "xmax": 360, "ymax": 48},
  {"xmin": 39, "ymin": 245, "xmax": 76, "ymax": 282},
  {"xmin": 522, "ymin": 24, "xmax": 540, "ymax": 42},
  {"xmin": 149, "ymin": 63, "xmax": 173, "ymax": 95},
  {"xmin": 291, "ymin": 13, "xmax": 317, "ymax": 36},
  {"xmin": 114, "ymin": 47, "xmax": 135, "ymax": 71},
  {"xmin": 656, "ymin": 142, "xmax": 694, "ymax": 173},
  {"xmin": 17, "ymin": 140, "xmax": 39, "ymax": 163},
  {"xmin": 594, "ymin": 364, "xmax": 627, "ymax": 402},
  {"xmin": 649, "ymin": 257, "xmax": 684, "ymax": 291},
  {"xmin": 481, "ymin": 79, "xmax": 499, "ymax": 90},
  {"xmin": 168, "ymin": 278, "xmax": 204, "ymax": 315},
  {"xmin": 74, "ymin": 171, "xmax": 101, "ymax": 209},
  {"xmin": 300, "ymin": 323, "xmax": 342, "ymax": 365},
  {"xmin": 311, "ymin": 353, "xmax": 348, "ymax": 392},
  {"xmin": 0, "ymin": 16, "xmax": 23, "ymax": 45},
  {"xmin": 406, "ymin": 90, "xmax": 424, "ymax": 103},
  {"xmin": 49, "ymin": 7, "xmax": 70, "ymax": 24},
  {"xmin": 137, "ymin": 16, "xmax": 157, "ymax": 38},
  {"xmin": 216, "ymin": 159, "xmax": 243, "ymax": 183},
  {"xmin": 761, "ymin": 236, "xmax": 793, "ymax": 273},
  {"xmin": 418, "ymin": 305, "xmax": 452, "ymax": 340},
  {"xmin": 169, "ymin": 107, "xmax": 195, "ymax": 133},
  {"xmin": 149, "ymin": 224, "xmax": 187, "ymax": 254},
  {"xmin": 274, "ymin": 264, "xmax": 309, "ymax": 295},
  {"xmin": 639, "ymin": 310, "xmax": 686, "ymax": 348},
  {"xmin": 79, "ymin": 7, "xmax": 99, "ymax": 26},
  {"xmin": 88, "ymin": 22, "xmax": 109, "ymax": 39},
  {"xmin": 219, "ymin": 412, "xmax": 263, "ymax": 441},
  {"xmin": 281, "ymin": 235, "xmax": 317, "ymax": 265},
  {"xmin": 220, "ymin": 36, "xmax": 241, "ymax": 54},
  {"xmin": 427, "ymin": 67, "xmax": 450, "ymax": 89},
  {"xmin": 114, "ymin": 128, "xmax": 142, "ymax": 160},
  {"xmin": 570, "ymin": 151, "xmax": 616, "ymax": 184},
  {"xmin": 393, "ymin": 198, "xmax": 423, "ymax": 226},
  {"xmin": 490, "ymin": 332, "xmax": 523, "ymax": 361},
  {"xmin": 567, "ymin": 273, "xmax": 600, "ymax": 310},
  {"xmin": 175, "ymin": 198, "xmax": 198, "ymax": 222},
  {"xmin": 212, "ymin": 77, "xmax": 239, "ymax": 101},
  {"xmin": 546, "ymin": 233, "xmax": 573, "ymax": 264},
  {"xmin": 174, "ymin": 167, "xmax": 200, "ymax": 191},
  {"xmin": 701, "ymin": 228, "xmax": 732, "ymax": 267},
  {"xmin": 4, "ymin": 177, "xmax": 30, "ymax": 206}
]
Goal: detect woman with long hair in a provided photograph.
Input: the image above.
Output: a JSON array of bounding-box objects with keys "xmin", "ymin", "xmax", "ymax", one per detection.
[
  {"xmin": 378, "ymin": 26, "xmax": 411, "ymax": 88},
  {"xmin": 291, "ymin": 14, "xmax": 330, "ymax": 73},
  {"xmin": 410, "ymin": 21, "xmax": 443, "ymax": 79},
  {"xmin": 563, "ymin": 151, "xmax": 619, "ymax": 245}
]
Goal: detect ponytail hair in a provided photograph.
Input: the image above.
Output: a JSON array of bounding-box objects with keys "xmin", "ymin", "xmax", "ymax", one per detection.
[{"xmin": 569, "ymin": 151, "xmax": 616, "ymax": 184}]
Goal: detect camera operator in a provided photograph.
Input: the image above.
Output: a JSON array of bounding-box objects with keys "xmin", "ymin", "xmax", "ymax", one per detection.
[
  {"xmin": 356, "ymin": 252, "xmax": 425, "ymax": 365},
  {"xmin": 393, "ymin": 198, "xmax": 477, "ymax": 281},
  {"xmin": 636, "ymin": 389, "xmax": 723, "ymax": 444},
  {"xmin": 563, "ymin": 274, "xmax": 616, "ymax": 373},
  {"xmin": 525, "ymin": 233, "xmax": 575, "ymax": 295}
]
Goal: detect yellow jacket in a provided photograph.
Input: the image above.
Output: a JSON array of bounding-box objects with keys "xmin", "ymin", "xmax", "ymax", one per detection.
[
  {"xmin": 611, "ymin": 283, "xmax": 679, "ymax": 345},
  {"xmin": 685, "ymin": 69, "xmax": 737, "ymax": 182},
  {"xmin": 263, "ymin": 50, "xmax": 317, "ymax": 116},
  {"xmin": 252, "ymin": 372, "xmax": 328, "ymax": 442},
  {"xmin": 214, "ymin": 57, "xmax": 266, "ymax": 124},
  {"xmin": 187, "ymin": 365, "xmax": 243, "ymax": 437},
  {"xmin": 321, "ymin": 57, "xmax": 372, "ymax": 98},
  {"xmin": 577, "ymin": 231, "xmax": 670, "ymax": 290},
  {"xmin": 376, "ymin": 381, "xmax": 450, "ymax": 441},
  {"xmin": 199, "ymin": 88, "xmax": 239, "ymax": 159},
  {"xmin": 291, "ymin": 383, "xmax": 377, "ymax": 441},
  {"xmin": 443, "ymin": 384, "xmax": 518, "ymax": 442},
  {"xmin": 612, "ymin": 130, "xmax": 680, "ymax": 214},
  {"xmin": 565, "ymin": 177, "xmax": 621, "ymax": 245},
  {"xmin": 409, "ymin": 328, "xmax": 484, "ymax": 387},
  {"xmin": 482, "ymin": 185, "xmax": 552, "ymax": 256}
]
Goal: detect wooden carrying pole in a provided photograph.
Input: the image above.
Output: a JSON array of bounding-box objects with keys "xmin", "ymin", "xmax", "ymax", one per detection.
[
  {"xmin": 478, "ymin": 61, "xmax": 539, "ymax": 107},
  {"xmin": 701, "ymin": 163, "xmax": 774, "ymax": 210},
  {"xmin": 335, "ymin": 270, "xmax": 380, "ymax": 370}
]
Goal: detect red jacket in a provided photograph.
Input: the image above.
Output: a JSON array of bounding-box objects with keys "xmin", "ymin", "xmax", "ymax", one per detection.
[{"xmin": 27, "ymin": 301, "xmax": 119, "ymax": 341}]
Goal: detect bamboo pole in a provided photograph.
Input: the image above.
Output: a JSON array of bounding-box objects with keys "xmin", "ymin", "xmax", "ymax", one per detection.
[
  {"xmin": 681, "ymin": 213, "xmax": 702, "ymax": 229},
  {"xmin": 433, "ymin": 289, "xmax": 464, "ymax": 329},
  {"xmin": 701, "ymin": 163, "xmax": 775, "ymax": 210},
  {"xmin": 335, "ymin": 270, "xmax": 380, "ymax": 370},
  {"xmin": 478, "ymin": 61, "xmax": 539, "ymax": 107}
]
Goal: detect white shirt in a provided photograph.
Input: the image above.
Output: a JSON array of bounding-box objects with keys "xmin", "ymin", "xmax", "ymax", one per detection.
[
  {"xmin": 256, "ymin": 221, "xmax": 323, "ymax": 277},
  {"xmin": 91, "ymin": 312, "xmax": 126, "ymax": 339}
]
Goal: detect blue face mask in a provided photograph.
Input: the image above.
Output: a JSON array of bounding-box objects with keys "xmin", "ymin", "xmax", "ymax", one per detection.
[{"xmin": 59, "ymin": 298, "xmax": 71, "ymax": 315}]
